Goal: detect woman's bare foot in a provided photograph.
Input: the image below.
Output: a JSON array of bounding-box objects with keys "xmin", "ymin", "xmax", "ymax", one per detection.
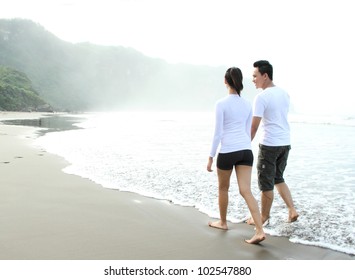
[
  {"xmin": 245, "ymin": 233, "xmax": 266, "ymax": 244},
  {"xmin": 208, "ymin": 220, "xmax": 228, "ymax": 230}
]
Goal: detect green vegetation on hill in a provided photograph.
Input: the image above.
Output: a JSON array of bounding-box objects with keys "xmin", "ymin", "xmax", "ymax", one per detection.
[{"xmin": 0, "ymin": 66, "xmax": 50, "ymax": 111}]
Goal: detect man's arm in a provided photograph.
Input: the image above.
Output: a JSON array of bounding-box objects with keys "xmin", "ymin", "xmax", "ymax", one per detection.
[{"xmin": 251, "ymin": 116, "xmax": 262, "ymax": 141}]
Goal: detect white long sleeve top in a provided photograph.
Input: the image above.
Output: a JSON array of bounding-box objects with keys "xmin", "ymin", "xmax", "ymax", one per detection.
[{"xmin": 209, "ymin": 94, "xmax": 252, "ymax": 157}]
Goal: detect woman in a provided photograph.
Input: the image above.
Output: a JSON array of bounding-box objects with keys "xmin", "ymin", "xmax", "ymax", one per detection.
[{"xmin": 207, "ymin": 67, "xmax": 265, "ymax": 244}]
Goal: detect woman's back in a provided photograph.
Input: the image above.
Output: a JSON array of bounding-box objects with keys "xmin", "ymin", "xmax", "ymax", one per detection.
[{"xmin": 210, "ymin": 94, "xmax": 252, "ymax": 156}]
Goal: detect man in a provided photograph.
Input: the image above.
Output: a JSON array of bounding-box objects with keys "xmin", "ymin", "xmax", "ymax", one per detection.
[{"xmin": 248, "ymin": 60, "xmax": 299, "ymax": 225}]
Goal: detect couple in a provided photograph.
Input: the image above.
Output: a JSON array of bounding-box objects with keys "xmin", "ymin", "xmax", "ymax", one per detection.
[{"xmin": 207, "ymin": 60, "xmax": 299, "ymax": 244}]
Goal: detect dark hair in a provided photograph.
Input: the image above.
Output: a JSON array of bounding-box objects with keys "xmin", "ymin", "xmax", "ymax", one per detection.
[
  {"xmin": 225, "ymin": 67, "xmax": 243, "ymax": 95},
  {"xmin": 253, "ymin": 60, "xmax": 273, "ymax": 80}
]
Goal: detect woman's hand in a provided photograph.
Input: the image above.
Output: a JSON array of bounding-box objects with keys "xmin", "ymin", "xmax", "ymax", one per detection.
[{"xmin": 207, "ymin": 157, "xmax": 213, "ymax": 172}]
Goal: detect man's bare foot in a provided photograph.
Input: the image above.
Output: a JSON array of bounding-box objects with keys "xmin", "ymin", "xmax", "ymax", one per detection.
[
  {"xmin": 208, "ymin": 221, "xmax": 228, "ymax": 230},
  {"xmin": 246, "ymin": 217, "xmax": 255, "ymax": 225},
  {"xmin": 245, "ymin": 234, "xmax": 266, "ymax": 244},
  {"xmin": 246, "ymin": 217, "xmax": 269, "ymax": 226},
  {"xmin": 288, "ymin": 213, "xmax": 299, "ymax": 223}
]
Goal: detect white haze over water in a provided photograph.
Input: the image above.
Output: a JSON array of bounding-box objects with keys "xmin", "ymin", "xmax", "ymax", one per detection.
[
  {"xmin": 1, "ymin": 0, "xmax": 355, "ymax": 116},
  {"xmin": 35, "ymin": 112, "xmax": 355, "ymax": 256}
]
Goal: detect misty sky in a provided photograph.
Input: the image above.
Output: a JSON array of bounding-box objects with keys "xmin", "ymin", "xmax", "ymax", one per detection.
[{"xmin": 1, "ymin": 0, "xmax": 354, "ymax": 116}]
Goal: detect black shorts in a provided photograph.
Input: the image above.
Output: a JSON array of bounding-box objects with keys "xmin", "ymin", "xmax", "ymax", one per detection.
[
  {"xmin": 257, "ymin": 144, "xmax": 291, "ymax": 191},
  {"xmin": 217, "ymin": 150, "xmax": 254, "ymax": 170}
]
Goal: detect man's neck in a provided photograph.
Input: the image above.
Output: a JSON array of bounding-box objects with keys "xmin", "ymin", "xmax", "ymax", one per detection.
[{"xmin": 263, "ymin": 80, "xmax": 275, "ymax": 89}]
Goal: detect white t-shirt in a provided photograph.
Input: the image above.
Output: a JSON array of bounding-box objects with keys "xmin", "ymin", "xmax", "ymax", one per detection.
[
  {"xmin": 253, "ymin": 86, "xmax": 290, "ymax": 146},
  {"xmin": 209, "ymin": 94, "xmax": 252, "ymax": 157}
]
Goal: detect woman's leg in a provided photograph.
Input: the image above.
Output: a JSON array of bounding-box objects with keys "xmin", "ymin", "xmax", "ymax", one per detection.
[
  {"xmin": 208, "ymin": 168, "xmax": 232, "ymax": 230},
  {"xmin": 236, "ymin": 165, "xmax": 266, "ymax": 244}
]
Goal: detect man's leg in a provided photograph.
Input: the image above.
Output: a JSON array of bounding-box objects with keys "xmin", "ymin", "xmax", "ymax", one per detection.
[
  {"xmin": 275, "ymin": 182, "xmax": 299, "ymax": 222},
  {"xmin": 247, "ymin": 145, "xmax": 275, "ymax": 226},
  {"xmin": 275, "ymin": 146, "xmax": 299, "ymax": 222},
  {"xmin": 260, "ymin": 190, "xmax": 273, "ymax": 224}
]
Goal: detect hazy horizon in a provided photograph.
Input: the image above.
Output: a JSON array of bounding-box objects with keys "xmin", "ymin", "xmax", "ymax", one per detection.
[{"xmin": 1, "ymin": 0, "xmax": 354, "ymax": 117}]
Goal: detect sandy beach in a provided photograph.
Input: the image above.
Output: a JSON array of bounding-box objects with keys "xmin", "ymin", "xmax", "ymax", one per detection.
[{"xmin": 0, "ymin": 112, "xmax": 354, "ymax": 260}]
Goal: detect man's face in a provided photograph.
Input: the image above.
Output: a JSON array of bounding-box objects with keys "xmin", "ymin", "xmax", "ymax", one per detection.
[{"xmin": 252, "ymin": 68, "xmax": 266, "ymax": 89}]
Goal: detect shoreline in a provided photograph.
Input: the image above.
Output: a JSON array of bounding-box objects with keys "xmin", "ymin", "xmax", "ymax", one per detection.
[{"xmin": 0, "ymin": 112, "xmax": 354, "ymax": 260}]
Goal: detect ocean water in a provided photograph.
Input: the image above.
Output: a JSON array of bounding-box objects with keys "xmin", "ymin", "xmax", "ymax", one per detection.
[{"xmin": 33, "ymin": 111, "xmax": 355, "ymax": 256}]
